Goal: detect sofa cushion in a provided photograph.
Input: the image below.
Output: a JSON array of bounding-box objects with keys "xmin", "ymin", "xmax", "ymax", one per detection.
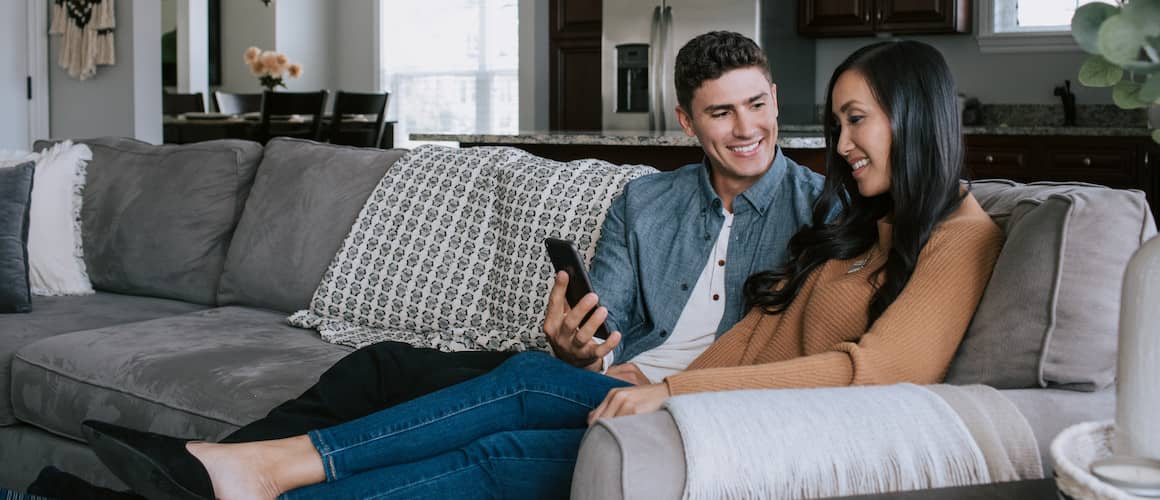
[
  {"xmin": 34, "ymin": 138, "xmax": 263, "ymax": 305},
  {"xmin": 0, "ymin": 292, "xmax": 207, "ymax": 426},
  {"xmin": 10, "ymin": 306, "xmax": 352, "ymax": 442},
  {"xmin": 216, "ymin": 139, "xmax": 406, "ymax": 313},
  {"xmin": 0, "ymin": 162, "xmax": 35, "ymax": 313},
  {"xmin": 946, "ymin": 180, "xmax": 1156, "ymax": 391}
]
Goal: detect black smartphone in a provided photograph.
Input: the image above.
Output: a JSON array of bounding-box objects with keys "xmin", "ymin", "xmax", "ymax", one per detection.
[{"xmin": 544, "ymin": 238, "xmax": 612, "ymax": 340}]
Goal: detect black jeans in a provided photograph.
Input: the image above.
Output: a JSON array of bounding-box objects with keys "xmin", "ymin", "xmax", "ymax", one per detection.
[{"xmin": 221, "ymin": 341, "xmax": 518, "ymax": 443}]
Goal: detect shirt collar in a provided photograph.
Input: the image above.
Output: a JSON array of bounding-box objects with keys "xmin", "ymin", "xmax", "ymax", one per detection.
[{"xmin": 696, "ymin": 146, "xmax": 789, "ymax": 216}]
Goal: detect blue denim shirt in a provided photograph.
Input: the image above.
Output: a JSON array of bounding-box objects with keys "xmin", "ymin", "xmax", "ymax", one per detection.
[{"xmin": 589, "ymin": 147, "xmax": 825, "ymax": 363}]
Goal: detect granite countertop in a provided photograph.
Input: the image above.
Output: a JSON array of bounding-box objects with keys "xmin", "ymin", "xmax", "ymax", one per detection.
[
  {"xmin": 413, "ymin": 125, "xmax": 827, "ymax": 148},
  {"xmin": 413, "ymin": 123, "xmax": 1150, "ymax": 149}
]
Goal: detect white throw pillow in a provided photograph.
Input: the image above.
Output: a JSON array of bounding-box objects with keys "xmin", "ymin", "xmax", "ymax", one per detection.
[{"xmin": 23, "ymin": 141, "xmax": 94, "ymax": 296}]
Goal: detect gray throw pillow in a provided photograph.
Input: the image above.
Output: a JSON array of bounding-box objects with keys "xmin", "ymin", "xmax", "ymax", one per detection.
[
  {"xmin": 946, "ymin": 180, "xmax": 1157, "ymax": 391},
  {"xmin": 216, "ymin": 139, "xmax": 406, "ymax": 313},
  {"xmin": 0, "ymin": 162, "xmax": 35, "ymax": 313},
  {"xmin": 35, "ymin": 138, "xmax": 263, "ymax": 305}
]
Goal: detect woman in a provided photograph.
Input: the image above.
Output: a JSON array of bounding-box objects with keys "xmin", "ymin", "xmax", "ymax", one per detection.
[{"xmin": 82, "ymin": 40, "xmax": 1003, "ymax": 500}]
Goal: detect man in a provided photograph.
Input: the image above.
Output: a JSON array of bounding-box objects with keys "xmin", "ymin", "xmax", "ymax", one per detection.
[{"xmin": 30, "ymin": 30, "xmax": 826, "ymax": 498}]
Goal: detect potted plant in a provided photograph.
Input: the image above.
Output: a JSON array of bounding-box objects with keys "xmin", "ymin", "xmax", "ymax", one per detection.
[{"xmin": 1072, "ymin": 0, "xmax": 1160, "ymax": 143}]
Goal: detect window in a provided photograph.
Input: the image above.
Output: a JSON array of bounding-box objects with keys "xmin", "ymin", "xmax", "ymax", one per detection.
[
  {"xmin": 380, "ymin": 0, "xmax": 519, "ymax": 146},
  {"xmin": 978, "ymin": 0, "xmax": 1116, "ymax": 53}
]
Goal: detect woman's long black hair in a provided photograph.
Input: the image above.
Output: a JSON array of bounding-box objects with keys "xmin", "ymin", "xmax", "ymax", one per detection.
[{"xmin": 744, "ymin": 40, "xmax": 966, "ymax": 328}]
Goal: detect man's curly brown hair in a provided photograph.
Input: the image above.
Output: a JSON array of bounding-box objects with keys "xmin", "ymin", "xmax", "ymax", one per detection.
[{"xmin": 674, "ymin": 31, "xmax": 771, "ymax": 112}]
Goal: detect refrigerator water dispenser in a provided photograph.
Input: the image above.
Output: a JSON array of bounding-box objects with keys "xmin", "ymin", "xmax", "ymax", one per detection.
[{"xmin": 616, "ymin": 44, "xmax": 649, "ymax": 113}]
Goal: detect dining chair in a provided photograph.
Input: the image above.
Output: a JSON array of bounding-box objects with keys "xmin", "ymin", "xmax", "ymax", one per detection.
[
  {"xmin": 162, "ymin": 92, "xmax": 206, "ymax": 115},
  {"xmin": 213, "ymin": 91, "xmax": 262, "ymax": 115},
  {"xmin": 328, "ymin": 91, "xmax": 391, "ymax": 148},
  {"xmin": 255, "ymin": 90, "xmax": 330, "ymax": 143}
]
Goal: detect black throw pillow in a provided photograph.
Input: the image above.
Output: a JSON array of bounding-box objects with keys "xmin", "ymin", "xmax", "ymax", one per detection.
[{"xmin": 0, "ymin": 161, "xmax": 35, "ymax": 313}]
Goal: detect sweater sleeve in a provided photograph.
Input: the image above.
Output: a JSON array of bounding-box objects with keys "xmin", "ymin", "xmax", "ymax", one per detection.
[{"xmin": 665, "ymin": 218, "xmax": 1004, "ymax": 395}]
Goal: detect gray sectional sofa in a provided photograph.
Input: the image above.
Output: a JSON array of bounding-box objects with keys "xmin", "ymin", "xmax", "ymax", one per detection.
[{"xmin": 0, "ymin": 137, "xmax": 1154, "ymax": 497}]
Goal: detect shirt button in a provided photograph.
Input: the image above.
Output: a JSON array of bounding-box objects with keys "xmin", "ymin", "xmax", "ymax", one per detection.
[
  {"xmin": 659, "ymin": 330, "xmax": 669, "ymax": 338},
  {"xmin": 712, "ymin": 294, "xmax": 720, "ymax": 301},
  {"xmin": 680, "ymin": 283, "xmax": 688, "ymax": 291},
  {"xmin": 717, "ymin": 259, "xmax": 725, "ymax": 266}
]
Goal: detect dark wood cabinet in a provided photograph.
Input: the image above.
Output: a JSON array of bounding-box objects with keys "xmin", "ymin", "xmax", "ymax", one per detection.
[
  {"xmin": 965, "ymin": 135, "xmax": 1158, "ymax": 219},
  {"xmin": 549, "ymin": 0, "xmax": 602, "ymax": 131},
  {"xmin": 798, "ymin": 0, "xmax": 970, "ymax": 37}
]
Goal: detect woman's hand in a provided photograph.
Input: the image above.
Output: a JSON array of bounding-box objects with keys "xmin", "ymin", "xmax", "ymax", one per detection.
[{"xmin": 587, "ymin": 383, "xmax": 671, "ymax": 426}]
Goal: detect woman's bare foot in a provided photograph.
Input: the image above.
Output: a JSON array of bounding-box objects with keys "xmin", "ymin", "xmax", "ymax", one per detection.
[{"xmin": 186, "ymin": 436, "xmax": 325, "ymax": 500}]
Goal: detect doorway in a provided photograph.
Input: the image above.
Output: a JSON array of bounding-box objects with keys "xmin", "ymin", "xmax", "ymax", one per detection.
[{"xmin": 0, "ymin": 0, "xmax": 49, "ymax": 153}]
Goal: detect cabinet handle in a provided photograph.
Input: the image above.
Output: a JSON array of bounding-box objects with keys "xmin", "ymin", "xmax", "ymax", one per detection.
[
  {"xmin": 864, "ymin": 11, "xmax": 870, "ymax": 23},
  {"xmin": 876, "ymin": 9, "xmax": 882, "ymax": 22},
  {"xmin": 985, "ymin": 155, "xmax": 995, "ymax": 164},
  {"xmin": 1082, "ymin": 157, "xmax": 1092, "ymax": 166}
]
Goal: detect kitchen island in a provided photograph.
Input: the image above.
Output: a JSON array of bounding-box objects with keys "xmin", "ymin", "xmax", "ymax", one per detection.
[
  {"xmin": 412, "ymin": 126, "xmax": 828, "ymax": 172},
  {"xmin": 413, "ymin": 125, "xmax": 1157, "ymax": 218}
]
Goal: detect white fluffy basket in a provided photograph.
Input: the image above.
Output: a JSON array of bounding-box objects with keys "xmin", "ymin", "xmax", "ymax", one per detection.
[{"xmin": 1051, "ymin": 421, "xmax": 1145, "ymax": 500}]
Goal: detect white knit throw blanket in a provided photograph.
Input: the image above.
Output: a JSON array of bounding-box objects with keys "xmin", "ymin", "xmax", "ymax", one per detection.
[{"xmin": 664, "ymin": 384, "xmax": 993, "ymax": 499}]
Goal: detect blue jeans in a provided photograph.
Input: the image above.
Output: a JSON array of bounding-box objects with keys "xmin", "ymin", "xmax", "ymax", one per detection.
[{"xmin": 281, "ymin": 352, "xmax": 631, "ymax": 499}]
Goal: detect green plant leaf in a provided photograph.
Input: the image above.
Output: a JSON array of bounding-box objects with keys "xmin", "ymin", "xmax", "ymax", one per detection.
[
  {"xmin": 1141, "ymin": 74, "xmax": 1160, "ymax": 103},
  {"xmin": 1099, "ymin": 14, "xmax": 1147, "ymax": 65},
  {"xmin": 1080, "ymin": 55, "xmax": 1125, "ymax": 87},
  {"xmin": 1121, "ymin": 59, "xmax": 1160, "ymax": 74},
  {"xmin": 1152, "ymin": 129, "xmax": 1160, "ymax": 144},
  {"xmin": 1123, "ymin": 0, "xmax": 1160, "ymax": 38},
  {"xmin": 1113, "ymin": 80, "xmax": 1151, "ymax": 108},
  {"xmin": 1073, "ymin": 2, "xmax": 1121, "ymax": 54}
]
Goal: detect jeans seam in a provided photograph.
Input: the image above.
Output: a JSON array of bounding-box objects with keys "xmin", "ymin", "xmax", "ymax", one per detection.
[
  {"xmin": 308, "ymin": 430, "xmax": 338, "ymax": 481},
  {"xmin": 321, "ymin": 388, "xmax": 597, "ymax": 467}
]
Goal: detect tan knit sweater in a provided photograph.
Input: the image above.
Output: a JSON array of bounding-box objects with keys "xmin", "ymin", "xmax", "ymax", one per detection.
[{"xmin": 665, "ymin": 193, "xmax": 1004, "ymax": 395}]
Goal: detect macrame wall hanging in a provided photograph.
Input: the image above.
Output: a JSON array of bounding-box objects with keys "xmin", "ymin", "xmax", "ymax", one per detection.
[{"xmin": 49, "ymin": 0, "xmax": 116, "ymax": 80}]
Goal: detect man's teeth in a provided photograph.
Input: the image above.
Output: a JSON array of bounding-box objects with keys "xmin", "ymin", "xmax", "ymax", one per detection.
[
  {"xmin": 852, "ymin": 158, "xmax": 869, "ymax": 171},
  {"xmin": 730, "ymin": 141, "xmax": 760, "ymax": 153}
]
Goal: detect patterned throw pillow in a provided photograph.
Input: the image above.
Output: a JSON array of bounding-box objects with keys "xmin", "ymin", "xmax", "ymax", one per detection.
[{"xmin": 289, "ymin": 145, "xmax": 656, "ymax": 352}]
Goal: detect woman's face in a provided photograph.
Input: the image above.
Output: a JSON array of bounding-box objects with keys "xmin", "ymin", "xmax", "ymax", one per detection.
[{"xmin": 831, "ymin": 70, "xmax": 892, "ymax": 198}]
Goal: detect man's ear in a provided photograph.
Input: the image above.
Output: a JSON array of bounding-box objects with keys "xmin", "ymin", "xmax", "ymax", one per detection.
[
  {"xmin": 769, "ymin": 83, "xmax": 780, "ymax": 118},
  {"xmin": 675, "ymin": 105, "xmax": 696, "ymax": 137}
]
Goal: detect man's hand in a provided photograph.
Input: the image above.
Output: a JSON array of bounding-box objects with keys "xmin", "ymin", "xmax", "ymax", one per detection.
[
  {"xmin": 587, "ymin": 383, "xmax": 671, "ymax": 426},
  {"xmin": 543, "ymin": 272, "xmax": 622, "ymax": 371},
  {"xmin": 605, "ymin": 362, "xmax": 650, "ymax": 386}
]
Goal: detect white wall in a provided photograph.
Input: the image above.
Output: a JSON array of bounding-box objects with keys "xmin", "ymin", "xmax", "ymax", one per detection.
[
  {"xmin": 333, "ymin": 0, "xmax": 379, "ymax": 93},
  {"xmin": 815, "ymin": 35, "xmax": 1111, "ymax": 106},
  {"xmin": 220, "ymin": 0, "xmax": 275, "ymax": 92},
  {"xmin": 0, "ymin": 0, "xmax": 30, "ymax": 151},
  {"xmin": 50, "ymin": 0, "xmax": 162, "ymax": 143},
  {"xmin": 519, "ymin": 0, "xmax": 549, "ymax": 131},
  {"xmin": 275, "ymin": 0, "xmax": 334, "ymax": 91}
]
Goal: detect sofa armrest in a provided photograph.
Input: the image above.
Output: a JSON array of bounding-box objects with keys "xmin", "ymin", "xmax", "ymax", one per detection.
[{"xmin": 571, "ymin": 411, "xmax": 686, "ymax": 500}]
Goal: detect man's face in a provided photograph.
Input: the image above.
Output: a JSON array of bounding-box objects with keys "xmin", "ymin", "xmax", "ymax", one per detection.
[{"xmin": 676, "ymin": 67, "xmax": 779, "ymax": 191}]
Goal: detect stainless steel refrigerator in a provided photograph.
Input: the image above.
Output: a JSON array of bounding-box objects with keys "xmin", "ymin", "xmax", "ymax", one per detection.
[{"xmin": 601, "ymin": 0, "xmax": 762, "ymax": 132}]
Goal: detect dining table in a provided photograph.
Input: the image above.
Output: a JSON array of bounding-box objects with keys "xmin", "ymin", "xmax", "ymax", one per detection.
[{"xmin": 162, "ymin": 113, "xmax": 396, "ymax": 147}]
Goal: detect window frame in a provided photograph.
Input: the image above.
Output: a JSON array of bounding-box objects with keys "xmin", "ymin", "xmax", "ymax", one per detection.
[{"xmin": 976, "ymin": 0, "xmax": 1085, "ymax": 53}]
